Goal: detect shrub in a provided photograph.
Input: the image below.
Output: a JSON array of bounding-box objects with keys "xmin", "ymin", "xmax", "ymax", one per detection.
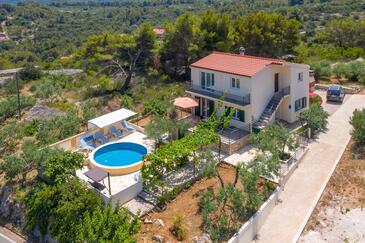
[
  {"xmin": 170, "ymin": 213, "xmax": 186, "ymax": 241},
  {"xmin": 35, "ymin": 78, "xmax": 62, "ymax": 100},
  {"xmin": 0, "ymin": 96, "xmax": 36, "ymax": 122},
  {"xmin": 18, "ymin": 64, "xmax": 42, "ymax": 81},
  {"xmin": 350, "ymin": 109, "xmax": 365, "ymax": 147},
  {"xmin": 309, "ymin": 94, "xmax": 322, "ymax": 105}
]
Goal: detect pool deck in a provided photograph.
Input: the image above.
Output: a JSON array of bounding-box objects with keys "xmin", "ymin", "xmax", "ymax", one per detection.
[{"xmin": 76, "ymin": 131, "xmax": 154, "ymax": 205}]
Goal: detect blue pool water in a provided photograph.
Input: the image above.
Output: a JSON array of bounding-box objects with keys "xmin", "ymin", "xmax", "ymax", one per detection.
[{"xmin": 93, "ymin": 142, "xmax": 147, "ymax": 167}]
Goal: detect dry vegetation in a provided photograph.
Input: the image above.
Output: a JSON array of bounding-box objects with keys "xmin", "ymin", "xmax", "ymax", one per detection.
[{"xmin": 303, "ymin": 140, "xmax": 365, "ymax": 232}]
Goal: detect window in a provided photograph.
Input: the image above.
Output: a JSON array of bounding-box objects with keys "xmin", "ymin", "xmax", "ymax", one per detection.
[
  {"xmin": 201, "ymin": 72, "xmax": 206, "ymax": 88},
  {"xmin": 231, "ymin": 78, "xmax": 240, "ymax": 89},
  {"xmin": 224, "ymin": 107, "xmax": 245, "ymax": 122},
  {"xmin": 201, "ymin": 72, "xmax": 214, "ymax": 89},
  {"xmin": 295, "ymin": 97, "xmax": 307, "ymax": 111},
  {"xmin": 298, "ymin": 72, "xmax": 303, "ymax": 82},
  {"xmin": 206, "ymin": 73, "xmax": 214, "ymax": 87}
]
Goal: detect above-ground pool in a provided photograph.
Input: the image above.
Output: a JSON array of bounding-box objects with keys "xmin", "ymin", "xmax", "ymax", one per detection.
[{"xmin": 89, "ymin": 142, "xmax": 147, "ymax": 175}]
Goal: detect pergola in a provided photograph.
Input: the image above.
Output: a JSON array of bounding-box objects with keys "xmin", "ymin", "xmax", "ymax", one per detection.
[{"xmin": 87, "ymin": 108, "xmax": 136, "ymax": 130}]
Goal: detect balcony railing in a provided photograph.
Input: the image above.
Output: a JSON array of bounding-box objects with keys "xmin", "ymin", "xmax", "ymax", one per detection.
[{"xmin": 187, "ymin": 84, "xmax": 251, "ymax": 106}]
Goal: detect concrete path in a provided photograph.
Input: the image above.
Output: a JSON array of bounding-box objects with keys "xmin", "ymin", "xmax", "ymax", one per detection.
[
  {"xmin": 0, "ymin": 227, "xmax": 25, "ymax": 243},
  {"xmin": 254, "ymin": 95, "xmax": 365, "ymax": 243}
]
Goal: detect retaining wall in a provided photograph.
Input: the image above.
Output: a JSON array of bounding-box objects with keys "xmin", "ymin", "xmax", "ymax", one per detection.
[{"xmin": 314, "ymin": 84, "xmax": 362, "ymax": 94}]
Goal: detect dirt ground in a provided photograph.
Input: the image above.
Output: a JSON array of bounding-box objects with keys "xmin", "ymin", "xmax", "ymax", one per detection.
[
  {"xmin": 136, "ymin": 164, "xmax": 243, "ymax": 243},
  {"xmin": 300, "ymin": 140, "xmax": 365, "ymax": 242}
]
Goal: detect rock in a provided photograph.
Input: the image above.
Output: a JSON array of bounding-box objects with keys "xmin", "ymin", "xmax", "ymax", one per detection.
[
  {"xmin": 152, "ymin": 234, "xmax": 164, "ymax": 243},
  {"xmin": 144, "ymin": 218, "xmax": 153, "ymax": 224},
  {"xmin": 154, "ymin": 219, "xmax": 165, "ymax": 228},
  {"xmin": 192, "ymin": 233, "xmax": 212, "ymax": 243},
  {"xmin": 25, "ymin": 104, "xmax": 64, "ymax": 122}
]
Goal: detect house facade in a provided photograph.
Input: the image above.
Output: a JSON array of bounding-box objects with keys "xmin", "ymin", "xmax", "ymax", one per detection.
[{"xmin": 187, "ymin": 52, "xmax": 310, "ymax": 132}]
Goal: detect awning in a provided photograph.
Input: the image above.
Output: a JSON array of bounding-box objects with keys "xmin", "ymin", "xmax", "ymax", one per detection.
[
  {"xmin": 87, "ymin": 108, "xmax": 136, "ymax": 129},
  {"xmin": 84, "ymin": 167, "xmax": 108, "ymax": 182},
  {"xmin": 174, "ymin": 97, "xmax": 199, "ymax": 109}
]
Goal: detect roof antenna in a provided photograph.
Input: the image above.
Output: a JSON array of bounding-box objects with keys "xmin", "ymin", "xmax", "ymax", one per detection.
[{"xmin": 239, "ymin": 47, "xmax": 245, "ymax": 56}]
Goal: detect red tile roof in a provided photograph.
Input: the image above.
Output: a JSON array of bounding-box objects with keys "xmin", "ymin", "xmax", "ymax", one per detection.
[
  {"xmin": 190, "ymin": 52, "xmax": 285, "ymax": 77},
  {"xmin": 153, "ymin": 28, "xmax": 165, "ymax": 35}
]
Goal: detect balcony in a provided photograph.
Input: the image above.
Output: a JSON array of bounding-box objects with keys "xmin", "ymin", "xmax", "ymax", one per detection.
[{"xmin": 187, "ymin": 84, "xmax": 251, "ymax": 106}]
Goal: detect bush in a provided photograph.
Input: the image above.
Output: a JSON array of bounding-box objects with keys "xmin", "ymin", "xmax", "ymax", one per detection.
[
  {"xmin": 35, "ymin": 78, "xmax": 62, "ymax": 100},
  {"xmin": 309, "ymin": 94, "xmax": 322, "ymax": 105},
  {"xmin": 37, "ymin": 108, "xmax": 81, "ymax": 145},
  {"xmin": 0, "ymin": 96, "xmax": 36, "ymax": 122},
  {"xmin": 18, "ymin": 64, "xmax": 42, "ymax": 81},
  {"xmin": 2, "ymin": 78, "xmax": 25, "ymax": 94},
  {"xmin": 350, "ymin": 109, "xmax": 365, "ymax": 147},
  {"xmin": 170, "ymin": 213, "xmax": 186, "ymax": 241}
]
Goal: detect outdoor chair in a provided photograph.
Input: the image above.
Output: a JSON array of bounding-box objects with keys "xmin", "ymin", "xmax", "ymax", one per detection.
[
  {"xmin": 95, "ymin": 131, "xmax": 109, "ymax": 144},
  {"xmin": 109, "ymin": 126, "xmax": 126, "ymax": 138},
  {"xmin": 121, "ymin": 120, "xmax": 135, "ymax": 132},
  {"xmin": 80, "ymin": 134, "xmax": 96, "ymax": 150}
]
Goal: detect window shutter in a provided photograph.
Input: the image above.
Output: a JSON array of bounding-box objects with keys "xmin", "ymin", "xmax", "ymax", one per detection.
[
  {"xmin": 295, "ymin": 99, "xmax": 300, "ymax": 111},
  {"xmin": 201, "ymin": 72, "xmax": 206, "ymax": 88},
  {"xmin": 238, "ymin": 110, "xmax": 245, "ymax": 122},
  {"xmin": 207, "ymin": 73, "xmax": 211, "ymax": 86},
  {"xmin": 302, "ymin": 97, "xmax": 307, "ymax": 108}
]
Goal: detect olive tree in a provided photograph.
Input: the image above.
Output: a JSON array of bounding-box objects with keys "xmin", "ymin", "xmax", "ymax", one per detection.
[{"xmin": 299, "ymin": 104, "xmax": 329, "ymax": 137}]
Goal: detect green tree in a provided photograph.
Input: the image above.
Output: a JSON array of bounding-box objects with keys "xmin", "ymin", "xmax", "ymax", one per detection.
[
  {"xmin": 38, "ymin": 149, "xmax": 84, "ymax": 184},
  {"xmin": 24, "ymin": 178, "xmax": 103, "ymax": 242},
  {"xmin": 145, "ymin": 116, "xmax": 174, "ymax": 147},
  {"xmin": 18, "ymin": 64, "xmax": 42, "ymax": 82},
  {"xmin": 350, "ymin": 109, "xmax": 365, "ymax": 147},
  {"xmin": 234, "ymin": 12, "xmax": 301, "ymax": 57},
  {"xmin": 299, "ymin": 104, "xmax": 329, "ymax": 137},
  {"xmin": 160, "ymin": 13, "xmax": 202, "ymax": 79},
  {"xmin": 308, "ymin": 60, "xmax": 331, "ymax": 81},
  {"xmin": 83, "ymin": 202, "xmax": 140, "ymax": 242},
  {"xmin": 0, "ymin": 140, "xmax": 39, "ymax": 187},
  {"xmin": 250, "ymin": 124, "xmax": 298, "ymax": 160},
  {"xmin": 81, "ymin": 99, "xmax": 100, "ymax": 125},
  {"xmin": 200, "ymin": 9, "xmax": 234, "ymax": 54},
  {"xmin": 318, "ymin": 18, "xmax": 365, "ymax": 49}
]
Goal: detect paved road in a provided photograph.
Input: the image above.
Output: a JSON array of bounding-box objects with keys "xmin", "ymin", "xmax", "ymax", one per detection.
[
  {"xmin": 0, "ymin": 227, "xmax": 25, "ymax": 243},
  {"xmin": 314, "ymin": 90, "xmax": 352, "ymax": 115},
  {"xmin": 0, "ymin": 233, "xmax": 15, "ymax": 243},
  {"xmin": 254, "ymin": 95, "xmax": 365, "ymax": 243}
]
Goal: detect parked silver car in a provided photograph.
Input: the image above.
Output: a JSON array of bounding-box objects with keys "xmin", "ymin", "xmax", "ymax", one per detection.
[{"xmin": 326, "ymin": 85, "xmax": 345, "ymax": 103}]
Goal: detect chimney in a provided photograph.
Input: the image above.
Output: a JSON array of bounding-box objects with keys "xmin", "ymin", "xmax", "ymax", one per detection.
[{"xmin": 239, "ymin": 47, "xmax": 245, "ymax": 56}]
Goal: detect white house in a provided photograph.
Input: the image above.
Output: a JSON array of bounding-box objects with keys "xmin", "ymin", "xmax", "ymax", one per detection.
[{"xmin": 186, "ymin": 51, "xmax": 310, "ymax": 132}]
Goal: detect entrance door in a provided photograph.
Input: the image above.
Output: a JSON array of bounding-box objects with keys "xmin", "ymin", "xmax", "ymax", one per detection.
[{"xmin": 274, "ymin": 73, "xmax": 279, "ymax": 92}]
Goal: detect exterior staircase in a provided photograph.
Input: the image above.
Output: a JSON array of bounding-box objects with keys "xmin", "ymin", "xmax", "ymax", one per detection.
[{"xmin": 253, "ymin": 86, "xmax": 290, "ymax": 131}]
